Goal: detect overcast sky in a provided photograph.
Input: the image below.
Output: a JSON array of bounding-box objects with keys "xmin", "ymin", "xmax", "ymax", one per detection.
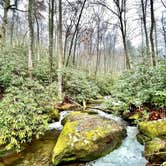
[{"xmin": 0, "ymin": 0, "xmax": 165, "ymax": 50}]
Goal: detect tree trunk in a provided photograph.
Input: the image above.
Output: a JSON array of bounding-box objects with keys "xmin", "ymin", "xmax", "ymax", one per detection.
[
  {"xmin": 48, "ymin": 0, "xmax": 55, "ymax": 83},
  {"xmin": 58, "ymin": 0, "xmax": 63, "ymax": 99},
  {"xmin": 28, "ymin": 0, "xmax": 34, "ymax": 78},
  {"xmin": 122, "ymin": 32, "xmax": 130, "ymax": 69},
  {"xmin": 63, "ymin": 27, "xmax": 69, "ymax": 62},
  {"xmin": 119, "ymin": 17, "xmax": 130, "ymax": 69},
  {"xmin": 141, "ymin": 0, "xmax": 150, "ymax": 62},
  {"xmin": 10, "ymin": 8, "xmax": 16, "ymax": 45},
  {"xmin": 162, "ymin": 13, "xmax": 166, "ymax": 54},
  {"xmin": 150, "ymin": 0, "xmax": 156, "ymax": 66},
  {"xmin": 35, "ymin": 15, "xmax": 40, "ymax": 44},
  {"xmin": 1, "ymin": 0, "xmax": 10, "ymax": 41},
  {"xmin": 154, "ymin": 21, "xmax": 158, "ymax": 61},
  {"xmin": 95, "ymin": 19, "xmax": 100, "ymax": 76},
  {"xmin": 73, "ymin": 30, "xmax": 79, "ymax": 65}
]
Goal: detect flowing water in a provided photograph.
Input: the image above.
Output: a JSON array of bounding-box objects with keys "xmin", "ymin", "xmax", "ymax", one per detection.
[
  {"xmin": 0, "ymin": 106, "xmax": 148, "ymax": 166},
  {"xmin": 86, "ymin": 126, "xmax": 148, "ymax": 166},
  {"xmin": 49, "ymin": 111, "xmax": 71, "ymax": 130},
  {"xmin": 85, "ymin": 109, "xmax": 148, "ymax": 166}
]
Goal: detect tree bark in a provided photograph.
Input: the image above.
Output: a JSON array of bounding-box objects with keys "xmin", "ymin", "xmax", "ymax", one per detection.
[
  {"xmin": 58, "ymin": 0, "xmax": 63, "ymax": 99},
  {"xmin": 95, "ymin": 17, "xmax": 100, "ymax": 76},
  {"xmin": 1, "ymin": 0, "xmax": 10, "ymax": 42},
  {"xmin": 28, "ymin": 0, "xmax": 34, "ymax": 78},
  {"xmin": 48, "ymin": 0, "xmax": 55, "ymax": 83},
  {"xmin": 72, "ymin": 29, "xmax": 79, "ymax": 65},
  {"xmin": 150, "ymin": 0, "xmax": 156, "ymax": 66},
  {"xmin": 162, "ymin": 13, "xmax": 166, "ymax": 55},
  {"xmin": 141, "ymin": 0, "xmax": 150, "ymax": 61}
]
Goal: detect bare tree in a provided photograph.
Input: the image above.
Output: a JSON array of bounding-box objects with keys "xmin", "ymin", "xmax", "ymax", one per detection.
[
  {"xmin": 1, "ymin": 0, "xmax": 10, "ymax": 41},
  {"xmin": 28, "ymin": 0, "xmax": 34, "ymax": 78},
  {"xmin": 161, "ymin": 0, "xmax": 166, "ymax": 8},
  {"xmin": 150, "ymin": 0, "xmax": 156, "ymax": 66},
  {"xmin": 58, "ymin": 0, "xmax": 63, "ymax": 99},
  {"xmin": 95, "ymin": 0, "xmax": 131, "ymax": 69},
  {"xmin": 141, "ymin": 0, "xmax": 150, "ymax": 61},
  {"xmin": 48, "ymin": 0, "xmax": 55, "ymax": 83},
  {"xmin": 66, "ymin": 0, "xmax": 87, "ymax": 67},
  {"xmin": 161, "ymin": 12, "xmax": 166, "ymax": 54}
]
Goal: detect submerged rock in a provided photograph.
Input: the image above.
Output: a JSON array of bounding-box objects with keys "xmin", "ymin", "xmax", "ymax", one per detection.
[{"xmin": 52, "ymin": 112, "xmax": 126, "ymax": 166}]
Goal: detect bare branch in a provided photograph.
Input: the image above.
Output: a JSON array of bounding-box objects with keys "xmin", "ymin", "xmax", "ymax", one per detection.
[
  {"xmin": 90, "ymin": 2, "xmax": 119, "ymax": 17},
  {"xmin": 161, "ymin": 0, "xmax": 166, "ymax": 8}
]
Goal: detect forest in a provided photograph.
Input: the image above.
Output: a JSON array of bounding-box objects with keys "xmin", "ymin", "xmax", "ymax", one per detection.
[{"xmin": 0, "ymin": 0, "xmax": 166, "ymax": 166}]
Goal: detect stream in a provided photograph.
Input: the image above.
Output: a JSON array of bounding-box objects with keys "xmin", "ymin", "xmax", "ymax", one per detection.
[{"xmin": 0, "ymin": 107, "xmax": 148, "ymax": 166}]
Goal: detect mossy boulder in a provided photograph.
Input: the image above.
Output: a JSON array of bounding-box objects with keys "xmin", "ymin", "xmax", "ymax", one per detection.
[
  {"xmin": 144, "ymin": 138, "xmax": 166, "ymax": 163},
  {"xmin": 138, "ymin": 119, "xmax": 166, "ymax": 139},
  {"xmin": 52, "ymin": 112, "xmax": 126, "ymax": 165}
]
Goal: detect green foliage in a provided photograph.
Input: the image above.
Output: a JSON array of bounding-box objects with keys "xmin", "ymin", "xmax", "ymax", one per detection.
[
  {"xmin": 0, "ymin": 45, "xmax": 27, "ymax": 88},
  {"xmin": 33, "ymin": 58, "xmax": 57, "ymax": 85},
  {"xmin": 111, "ymin": 62, "xmax": 166, "ymax": 107},
  {"xmin": 63, "ymin": 68, "xmax": 100, "ymax": 103},
  {"xmin": 104, "ymin": 97, "xmax": 129, "ymax": 115},
  {"xmin": 0, "ymin": 44, "xmax": 57, "ymax": 87},
  {"xmin": 0, "ymin": 79, "xmax": 58, "ymax": 151},
  {"xmin": 94, "ymin": 74, "xmax": 115, "ymax": 95}
]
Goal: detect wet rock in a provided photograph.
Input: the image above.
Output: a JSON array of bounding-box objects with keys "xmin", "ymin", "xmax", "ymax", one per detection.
[
  {"xmin": 145, "ymin": 138, "xmax": 166, "ymax": 163},
  {"xmin": 137, "ymin": 119, "xmax": 166, "ymax": 165},
  {"xmin": 52, "ymin": 112, "xmax": 126, "ymax": 166}
]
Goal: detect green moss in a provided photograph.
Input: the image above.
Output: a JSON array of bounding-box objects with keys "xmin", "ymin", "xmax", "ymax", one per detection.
[
  {"xmin": 52, "ymin": 113, "xmax": 126, "ymax": 165},
  {"xmin": 145, "ymin": 138, "xmax": 166, "ymax": 162},
  {"xmin": 83, "ymin": 110, "xmax": 98, "ymax": 115},
  {"xmin": 50, "ymin": 109, "xmax": 60, "ymax": 121},
  {"xmin": 138, "ymin": 119, "xmax": 166, "ymax": 138},
  {"xmin": 136, "ymin": 133, "xmax": 151, "ymax": 145},
  {"xmin": 87, "ymin": 98, "xmax": 104, "ymax": 104},
  {"xmin": 129, "ymin": 112, "xmax": 141, "ymax": 120}
]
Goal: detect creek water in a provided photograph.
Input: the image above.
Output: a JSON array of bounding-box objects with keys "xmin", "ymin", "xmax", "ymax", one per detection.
[
  {"xmin": 86, "ymin": 126, "xmax": 148, "ymax": 166},
  {"xmin": 82, "ymin": 109, "xmax": 148, "ymax": 166},
  {"xmin": 0, "ymin": 107, "xmax": 148, "ymax": 166}
]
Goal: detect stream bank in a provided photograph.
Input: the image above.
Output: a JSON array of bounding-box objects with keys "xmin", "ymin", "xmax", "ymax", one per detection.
[{"xmin": 0, "ymin": 100, "xmax": 152, "ymax": 166}]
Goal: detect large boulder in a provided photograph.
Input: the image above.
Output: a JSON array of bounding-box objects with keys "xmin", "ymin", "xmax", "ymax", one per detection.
[
  {"xmin": 52, "ymin": 112, "xmax": 126, "ymax": 166},
  {"xmin": 138, "ymin": 119, "xmax": 166, "ymax": 139}
]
